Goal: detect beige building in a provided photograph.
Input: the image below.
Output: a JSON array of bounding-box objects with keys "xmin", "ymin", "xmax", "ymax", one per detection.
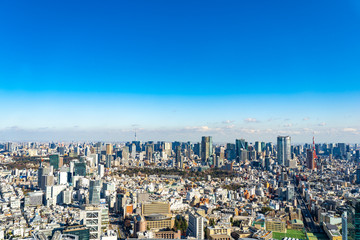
[
  {"xmin": 154, "ymin": 230, "xmax": 181, "ymax": 239},
  {"xmin": 209, "ymin": 234, "xmax": 232, "ymax": 240},
  {"xmin": 144, "ymin": 214, "xmax": 174, "ymax": 230},
  {"xmin": 106, "ymin": 144, "xmax": 113, "ymax": 155},
  {"xmin": 142, "ymin": 202, "xmax": 170, "ymax": 217},
  {"xmin": 265, "ymin": 219, "xmax": 286, "ymax": 233},
  {"xmin": 206, "ymin": 226, "xmax": 232, "ymax": 237}
]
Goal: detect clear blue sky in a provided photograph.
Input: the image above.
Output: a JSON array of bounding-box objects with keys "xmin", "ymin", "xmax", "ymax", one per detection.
[{"xmin": 0, "ymin": 0, "xmax": 360, "ymax": 142}]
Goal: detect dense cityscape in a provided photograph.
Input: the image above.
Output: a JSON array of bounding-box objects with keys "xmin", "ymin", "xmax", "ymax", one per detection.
[
  {"xmin": 0, "ymin": 136, "xmax": 359, "ymax": 240},
  {"xmin": 1, "ymin": 1, "xmax": 360, "ymax": 240}
]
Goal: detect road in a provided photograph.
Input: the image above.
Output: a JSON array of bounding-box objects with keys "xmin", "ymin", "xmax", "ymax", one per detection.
[
  {"xmin": 295, "ymin": 189, "xmax": 320, "ymax": 233},
  {"xmin": 109, "ymin": 215, "xmax": 126, "ymax": 239}
]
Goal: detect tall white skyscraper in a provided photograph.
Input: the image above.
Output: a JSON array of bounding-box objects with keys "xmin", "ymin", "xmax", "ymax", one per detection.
[
  {"xmin": 277, "ymin": 136, "xmax": 291, "ymax": 166},
  {"xmin": 342, "ymin": 211, "xmax": 348, "ymax": 240},
  {"xmin": 187, "ymin": 211, "xmax": 204, "ymax": 239},
  {"xmin": 81, "ymin": 205, "xmax": 102, "ymax": 240}
]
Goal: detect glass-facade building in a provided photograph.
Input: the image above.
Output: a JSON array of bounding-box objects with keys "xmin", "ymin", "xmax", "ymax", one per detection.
[
  {"xmin": 277, "ymin": 136, "xmax": 291, "ymax": 166},
  {"xmin": 347, "ymin": 199, "xmax": 360, "ymax": 240}
]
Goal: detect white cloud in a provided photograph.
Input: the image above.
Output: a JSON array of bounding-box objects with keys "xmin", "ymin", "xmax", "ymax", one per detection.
[
  {"xmin": 184, "ymin": 126, "xmax": 211, "ymax": 132},
  {"xmin": 222, "ymin": 120, "xmax": 235, "ymax": 124},
  {"xmin": 343, "ymin": 128, "xmax": 357, "ymax": 132},
  {"xmin": 244, "ymin": 118, "xmax": 258, "ymax": 123},
  {"xmin": 318, "ymin": 122, "xmax": 326, "ymax": 126},
  {"xmin": 303, "ymin": 117, "xmax": 310, "ymax": 121}
]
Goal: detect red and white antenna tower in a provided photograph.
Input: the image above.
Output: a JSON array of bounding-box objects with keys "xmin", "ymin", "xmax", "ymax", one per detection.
[{"xmin": 313, "ymin": 136, "xmax": 317, "ymax": 159}]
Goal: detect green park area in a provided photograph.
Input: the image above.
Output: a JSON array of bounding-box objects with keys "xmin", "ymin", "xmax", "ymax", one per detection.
[{"xmin": 272, "ymin": 229, "xmax": 307, "ymax": 240}]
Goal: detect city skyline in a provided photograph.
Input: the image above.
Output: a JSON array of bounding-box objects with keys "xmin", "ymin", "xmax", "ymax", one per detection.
[{"xmin": 1, "ymin": 0, "xmax": 360, "ymax": 142}]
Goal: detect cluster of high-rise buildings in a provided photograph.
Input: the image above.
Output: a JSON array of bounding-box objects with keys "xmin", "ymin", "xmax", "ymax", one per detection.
[{"xmin": 0, "ymin": 137, "xmax": 359, "ymax": 240}]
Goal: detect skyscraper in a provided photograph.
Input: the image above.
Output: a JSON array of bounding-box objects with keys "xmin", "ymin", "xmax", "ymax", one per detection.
[
  {"xmin": 146, "ymin": 144, "xmax": 153, "ymax": 161},
  {"xmin": 226, "ymin": 143, "xmax": 236, "ymax": 161},
  {"xmin": 277, "ymin": 136, "xmax": 291, "ymax": 166},
  {"xmin": 356, "ymin": 168, "xmax": 360, "ymax": 184},
  {"xmin": 343, "ymin": 211, "xmax": 348, "ymax": 240},
  {"xmin": 346, "ymin": 199, "xmax": 360, "ymax": 240},
  {"xmin": 105, "ymin": 144, "xmax": 113, "ymax": 155},
  {"xmin": 254, "ymin": 141, "xmax": 261, "ymax": 153},
  {"xmin": 105, "ymin": 155, "xmax": 112, "ymax": 168},
  {"xmin": 235, "ymin": 139, "xmax": 246, "ymax": 156},
  {"xmin": 175, "ymin": 146, "xmax": 183, "ymax": 169},
  {"xmin": 265, "ymin": 156, "xmax": 271, "ymax": 171},
  {"xmin": 307, "ymin": 149, "xmax": 315, "ymax": 170},
  {"xmin": 89, "ymin": 179, "xmax": 101, "ymax": 205},
  {"xmin": 81, "ymin": 205, "xmax": 102, "ymax": 240},
  {"xmin": 187, "ymin": 211, "xmax": 204, "ymax": 239},
  {"xmin": 49, "ymin": 154, "xmax": 63, "ymax": 170},
  {"xmin": 201, "ymin": 136, "xmax": 213, "ymax": 165}
]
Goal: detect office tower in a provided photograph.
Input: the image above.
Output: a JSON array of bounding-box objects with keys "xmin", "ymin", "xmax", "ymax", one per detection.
[
  {"xmin": 115, "ymin": 193, "xmax": 127, "ymax": 216},
  {"xmin": 240, "ymin": 148, "xmax": 248, "ymax": 161},
  {"xmin": 356, "ymin": 168, "xmax": 360, "ymax": 184},
  {"xmin": 132, "ymin": 141, "xmax": 141, "ymax": 152},
  {"xmin": 81, "ymin": 205, "xmax": 102, "ymax": 240},
  {"xmin": 38, "ymin": 164, "xmax": 51, "ymax": 189},
  {"xmin": 215, "ymin": 155, "xmax": 223, "ymax": 168},
  {"xmin": 130, "ymin": 143, "xmax": 136, "ymax": 158},
  {"xmin": 5, "ymin": 142, "xmax": 14, "ymax": 152},
  {"xmin": 85, "ymin": 146, "xmax": 90, "ymax": 156},
  {"xmin": 235, "ymin": 139, "xmax": 246, "ymax": 157},
  {"xmin": 346, "ymin": 199, "xmax": 360, "ymax": 240},
  {"xmin": 146, "ymin": 144, "xmax": 153, "ymax": 161},
  {"xmin": 277, "ymin": 136, "xmax": 291, "ymax": 166},
  {"xmin": 254, "ymin": 141, "xmax": 261, "ymax": 153},
  {"xmin": 62, "ymin": 189, "xmax": 72, "ymax": 205},
  {"xmin": 193, "ymin": 143, "xmax": 201, "ymax": 157},
  {"xmin": 58, "ymin": 146, "xmax": 66, "ymax": 155},
  {"xmin": 106, "ymin": 143, "xmax": 113, "ymax": 155},
  {"xmin": 343, "ymin": 211, "xmax": 348, "ymax": 240},
  {"xmin": 306, "ymin": 149, "xmax": 315, "ymax": 170},
  {"xmin": 226, "ymin": 143, "xmax": 236, "ymax": 160},
  {"xmin": 265, "ymin": 156, "xmax": 271, "ymax": 171},
  {"xmin": 201, "ymin": 136, "xmax": 213, "ymax": 164},
  {"xmin": 175, "ymin": 146, "xmax": 183, "ymax": 169},
  {"xmin": 59, "ymin": 171, "xmax": 68, "ymax": 185},
  {"xmin": 286, "ymin": 185, "xmax": 295, "ymax": 201},
  {"xmin": 261, "ymin": 142, "xmax": 266, "ymax": 152},
  {"xmin": 41, "ymin": 174, "xmax": 54, "ymax": 190},
  {"xmin": 121, "ymin": 146, "xmax": 129, "ymax": 160},
  {"xmin": 187, "ymin": 211, "xmax": 204, "ymax": 239},
  {"xmin": 215, "ymin": 146, "xmax": 225, "ymax": 165},
  {"xmin": 356, "ymin": 150, "xmax": 360, "ymax": 162},
  {"xmin": 98, "ymin": 164, "xmax": 104, "ymax": 178},
  {"xmin": 105, "ymin": 155, "xmax": 112, "ymax": 168},
  {"xmin": 89, "ymin": 179, "xmax": 101, "ymax": 205},
  {"xmin": 336, "ymin": 143, "xmax": 346, "ymax": 157},
  {"xmin": 163, "ymin": 142, "xmax": 172, "ymax": 156},
  {"xmin": 38, "ymin": 163, "xmax": 44, "ymax": 188},
  {"xmin": 74, "ymin": 161, "xmax": 87, "ymax": 176},
  {"xmin": 49, "ymin": 154, "xmax": 63, "ymax": 170},
  {"xmin": 248, "ymin": 147, "xmax": 256, "ymax": 160},
  {"xmin": 89, "ymin": 154, "xmax": 99, "ymax": 167}
]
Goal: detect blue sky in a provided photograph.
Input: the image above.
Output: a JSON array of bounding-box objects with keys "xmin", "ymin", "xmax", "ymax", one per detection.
[{"xmin": 0, "ymin": 0, "xmax": 360, "ymax": 142}]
